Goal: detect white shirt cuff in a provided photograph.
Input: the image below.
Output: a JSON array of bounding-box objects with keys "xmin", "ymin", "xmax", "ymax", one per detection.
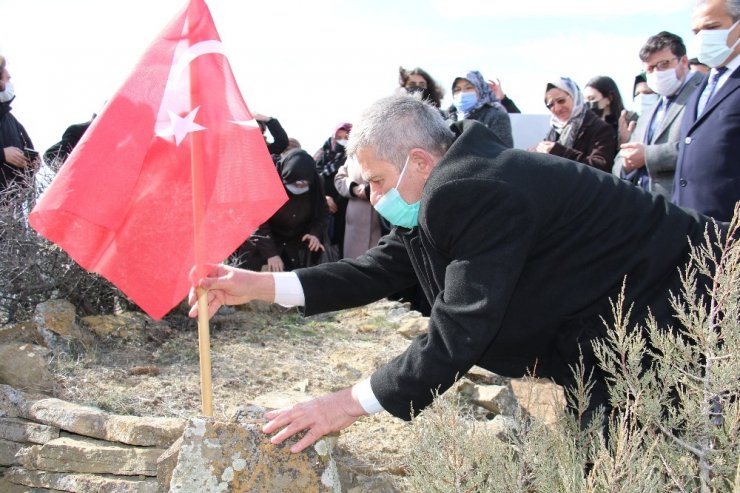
[
  {"xmin": 272, "ymin": 272, "xmax": 305, "ymax": 307},
  {"xmin": 352, "ymin": 378, "xmax": 385, "ymax": 414}
]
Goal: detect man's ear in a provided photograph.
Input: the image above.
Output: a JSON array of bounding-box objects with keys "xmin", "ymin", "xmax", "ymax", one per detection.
[{"xmin": 409, "ymin": 148, "xmax": 437, "ymax": 178}]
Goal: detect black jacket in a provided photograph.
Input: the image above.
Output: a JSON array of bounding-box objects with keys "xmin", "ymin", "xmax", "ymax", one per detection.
[
  {"xmin": 0, "ymin": 100, "xmax": 35, "ymax": 191},
  {"xmin": 296, "ymin": 120, "xmax": 722, "ymax": 419}
]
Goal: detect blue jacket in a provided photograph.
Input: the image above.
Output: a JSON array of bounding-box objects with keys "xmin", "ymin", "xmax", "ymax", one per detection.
[{"xmin": 673, "ymin": 65, "xmax": 740, "ymax": 222}]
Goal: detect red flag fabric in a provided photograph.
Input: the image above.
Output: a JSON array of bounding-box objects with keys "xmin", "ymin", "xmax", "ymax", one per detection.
[{"xmin": 29, "ymin": 0, "xmax": 287, "ymax": 320}]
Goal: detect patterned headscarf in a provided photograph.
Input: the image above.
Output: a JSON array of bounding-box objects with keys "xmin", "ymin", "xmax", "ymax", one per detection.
[
  {"xmin": 330, "ymin": 122, "xmax": 353, "ymax": 151},
  {"xmin": 452, "ymin": 70, "xmax": 499, "ymax": 113},
  {"xmin": 544, "ymin": 77, "xmax": 586, "ymax": 149}
]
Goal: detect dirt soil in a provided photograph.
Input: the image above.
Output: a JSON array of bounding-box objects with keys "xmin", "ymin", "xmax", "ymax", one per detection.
[{"xmin": 50, "ymin": 299, "xmax": 424, "ymax": 490}]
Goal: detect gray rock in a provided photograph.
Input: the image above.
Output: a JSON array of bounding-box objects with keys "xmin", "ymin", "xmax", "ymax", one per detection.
[
  {"xmin": 0, "ymin": 343, "xmax": 54, "ymax": 394},
  {"xmin": 26, "ymin": 398, "xmax": 185, "ymax": 448},
  {"xmin": 396, "ymin": 318, "xmax": 428, "ymax": 339},
  {"xmin": 0, "ymin": 437, "xmax": 24, "ymax": 466},
  {"xmin": 0, "ymin": 417, "xmax": 59, "ymax": 444},
  {"xmin": 480, "ymin": 415, "xmax": 519, "ymax": 440},
  {"xmin": 5, "ymin": 466, "xmax": 159, "ymax": 493},
  {"xmin": 17, "ymin": 434, "xmax": 163, "ymax": 476},
  {"xmin": 458, "ymin": 381, "xmax": 521, "ymax": 416},
  {"xmin": 169, "ymin": 417, "xmax": 341, "ymax": 492}
]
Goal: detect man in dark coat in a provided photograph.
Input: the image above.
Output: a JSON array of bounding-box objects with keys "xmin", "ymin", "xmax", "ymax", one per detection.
[
  {"xmin": 672, "ymin": 0, "xmax": 740, "ymax": 222},
  {"xmin": 0, "ymin": 55, "xmax": 38, "ymax": 194},
  {"xmin": 190, "ymin": 94, "xmax": 724, "ymax": 453}
]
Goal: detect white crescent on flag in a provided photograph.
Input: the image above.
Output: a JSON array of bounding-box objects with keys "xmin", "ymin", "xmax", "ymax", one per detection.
[{"xmin": 155, "ymin": 38, "xmax": 257, "ymax": 143}]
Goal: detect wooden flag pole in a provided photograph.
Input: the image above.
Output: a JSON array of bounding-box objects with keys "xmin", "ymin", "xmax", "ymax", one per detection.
[{"xmin": 189, "ymin": 6, "xmax": 213, "ymax": 417}]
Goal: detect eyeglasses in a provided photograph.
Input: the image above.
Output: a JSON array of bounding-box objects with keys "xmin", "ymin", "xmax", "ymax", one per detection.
[
  {"xmin": 545, "ymin": 95, "xmax": 570, "ymax": 110},
  {"xmin": 405, "ymin": 81, "xmax": 427, "ymax": 89},
  {"xmin": 645, "ymin": 57, "xmax": 678, "ymax": 73}
]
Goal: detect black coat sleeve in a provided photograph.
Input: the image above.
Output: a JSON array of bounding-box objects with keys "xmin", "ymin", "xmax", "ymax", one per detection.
[
  {"xmin": 265, "ymin": 118, "xmax": 289, "ymax": 155},
  {"xmin": 295, "ymin": 229, "xmax": 420, "ymax": 314},
  {"xmin": 370, "ymin": 178, "xmax": 538, "ymax": 419}
]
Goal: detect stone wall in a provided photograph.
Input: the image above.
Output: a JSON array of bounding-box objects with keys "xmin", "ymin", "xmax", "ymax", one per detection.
[{"xmin": 0, "ymin": 385, "xmax": 340, "ymax": 492}]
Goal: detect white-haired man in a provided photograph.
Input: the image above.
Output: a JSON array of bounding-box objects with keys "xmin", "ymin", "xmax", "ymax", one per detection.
[{"xmin": 191, "ymin": 94, "xmax": 725, "ymax": 453}]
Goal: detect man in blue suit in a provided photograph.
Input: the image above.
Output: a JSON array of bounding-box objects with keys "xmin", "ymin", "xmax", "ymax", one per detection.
[{"xmin": 673, "ymin": 0, "xmax": 740, "ymax": 222}]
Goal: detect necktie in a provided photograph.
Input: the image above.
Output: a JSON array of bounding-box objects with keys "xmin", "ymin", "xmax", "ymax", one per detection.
[
  {"xmin": 700, "ymin": 67, "xmax": 728, "ymax": 115},
  {"xmin": 647, "ymin": 95, "xmax": 675, "ymax": 143}
]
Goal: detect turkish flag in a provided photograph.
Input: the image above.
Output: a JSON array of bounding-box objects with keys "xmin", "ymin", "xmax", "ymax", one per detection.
[{"xmin": 29, "ymin": 0, "xmax": 287, "ymax": 320}]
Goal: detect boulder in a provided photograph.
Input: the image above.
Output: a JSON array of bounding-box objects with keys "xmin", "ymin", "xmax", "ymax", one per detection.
[
  {"xmin": 168, "ymin": 417, "xmax": 341, "ymax": 492},
  {"xmin": 0, "ymin": 342, "xmax": 54, "ymax": 394}
]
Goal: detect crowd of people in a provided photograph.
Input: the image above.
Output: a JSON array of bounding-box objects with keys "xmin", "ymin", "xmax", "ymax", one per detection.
[
  {"xmin": 224, "ymin": 15, "xmax": 738, "ymax": 279},
  {"xmin": 1, "ymin": 0, "xmax": 738, "ymax": 461},
  {"xmin": 3, "ymin": 13, "xmax": 737, "ymax": 266},
  {"xmin": 187, "ymin": 0, "xmax": 739, "ymax": 454}
]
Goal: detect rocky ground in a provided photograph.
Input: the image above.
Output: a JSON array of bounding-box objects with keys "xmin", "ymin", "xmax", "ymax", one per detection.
[
  {"xmin": 2, "ymin": 297, "xmax": 563, "ymax": 491},
  {"xmin": 49, "ymin": 299, "xmax": 430, "ymax": 490}
]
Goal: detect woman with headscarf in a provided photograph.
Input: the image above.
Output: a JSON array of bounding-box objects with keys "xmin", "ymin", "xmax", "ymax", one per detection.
[
  {"xmin": 313, "ymin": 122, "xmax": 352, "ymax": 258},
  {"xmin": 531, "ymin": 77, "xmax": 616, "ymax": 172},
  {"xmin": 446, "ymin": 70, "xmax": 513, "ymax": 148},
  {"xmin": 236, "ymin": 149, "xmax": 328, "ymax": 272}
]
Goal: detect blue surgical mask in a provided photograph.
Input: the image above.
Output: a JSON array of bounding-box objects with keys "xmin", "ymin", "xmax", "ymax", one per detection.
[
  {"xmin": 453, "ymin": 91, "xmax": 478, "ymax": 114},
  {"xmin": 695, "ymin": 20, "xmax": 740, "ymax": 68},
  {"xmin": 373, "ymin": 156, "xmax": 420, "ymax": 228}
]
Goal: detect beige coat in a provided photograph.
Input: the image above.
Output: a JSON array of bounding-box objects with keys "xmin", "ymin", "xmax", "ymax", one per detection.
[{"xmin": 334, "ymin": 162, "xmax": 383, "ymax": 259}]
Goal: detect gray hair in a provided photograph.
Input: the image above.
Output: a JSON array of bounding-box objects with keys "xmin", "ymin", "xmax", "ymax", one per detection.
[
  {"xmin": 697, "ymin": 0, "xmax": 740, "ymax": 20},
  {"xmin": 731, "ymin": 0, "xmax": 740, "ymax": 20},
  {"xmin": 346, "ymin": 94, "xmax": 455, "ymax": 170}
]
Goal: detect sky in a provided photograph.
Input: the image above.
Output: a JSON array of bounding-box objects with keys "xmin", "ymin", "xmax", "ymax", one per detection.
[{"xmin": 2, "ymin": 0, "xmax": 697, "ymax": 156}]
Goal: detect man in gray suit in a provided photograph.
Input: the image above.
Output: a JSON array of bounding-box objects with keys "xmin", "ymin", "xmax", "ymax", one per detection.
[{"xmin": 613, "ymin": 32, "xmax": 705, "ymax": 198}]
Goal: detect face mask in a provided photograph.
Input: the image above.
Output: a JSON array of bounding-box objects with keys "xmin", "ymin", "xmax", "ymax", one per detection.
[
  {"xmin": 635, "ymin": 93, "xmax": 659, "ymax": 114},
  {"xmin": 453, "ymin": 91, "xmax": 478, "ymax": 114},
  {"xmin": 0, "ymin": 81, "xmax": 15, "ymax": 103},
  {"xmin": 647, "ymin": 67, "xmax": 683, "ymax": 96},
  {"xmin": 586, "ymin": 100, "xmax": 604, "ymax": 117},
  {"xmin": 285, "ymin": 184, "xmax": 310, "ymax": 195},
  {"xmin": 335, "ymin": 139, "xmax": 348, "ymax": 147},
  {"xmin": 695, "ymin": 20, "xmax": 740, "ymax": 68},
  {"xmin": 373, "ymin": 156, "xmax": 420, "ymax": 228}
]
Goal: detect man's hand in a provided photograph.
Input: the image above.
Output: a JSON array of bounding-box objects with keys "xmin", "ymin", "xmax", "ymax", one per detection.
[
  {"xmin": 618, "ymin": 110, "xmax": 636, "ymax": 146},
  {"xmin": 619, "ymin": 142, "xmax": 647, "ymax": 171},
  {"xmin": 302, "ymin": 234, "xmax": 325, "ymax": 253},
  {"xmin": 188, "ymin": 263, "xmax": 275, "ymax": 318},
  {"xmin": 263, "ymin": 387, "xmax": 367, "ymax": 453},
  {"xmin": 3, "ymin": 146, "xmax": 30, "ymax": 168},
  {"xmin": 266, "ymin": 255, "xmax": 285, "ymax": 272}
]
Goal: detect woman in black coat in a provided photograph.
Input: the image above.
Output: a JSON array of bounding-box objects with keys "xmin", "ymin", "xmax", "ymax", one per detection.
[{"xmin": 236, "ymin": 149, "xmax": 328, "ymax": 272}]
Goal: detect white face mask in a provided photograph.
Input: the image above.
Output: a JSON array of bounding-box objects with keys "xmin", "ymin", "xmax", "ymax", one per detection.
[
  {"xmin": 0, "ymin": 81, "xmax": 15, "ymax": 103},
  {"xmin": 285, "ymin": 183, "xmax": 310, "ymax": 195},
  {"xmin": 335, "ymin": 139, "xmax": 348, "ymax": 147},
  {"xmin": 646, "ymin": 67, "xmax": 683, "ymax": 97},
  {"xmin": 635, "ymin": 93, "xmax": 659, "ymax": 114},
  {"xmin": 694, "ymin": 20, "xmax": 740, "ymax": 68}
]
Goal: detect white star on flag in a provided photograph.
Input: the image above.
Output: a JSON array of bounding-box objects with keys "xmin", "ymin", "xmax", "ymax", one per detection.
[{"xmin": 157, "ymin": 106, "xmax": 207, "ymax": 145}]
